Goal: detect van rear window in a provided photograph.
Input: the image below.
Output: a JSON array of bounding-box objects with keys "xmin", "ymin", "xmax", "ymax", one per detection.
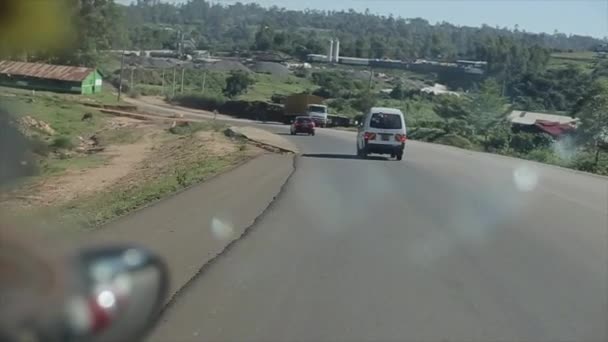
[{"xmin": 370, "ymin": 113, "xmax": 402, "ymax": 129}]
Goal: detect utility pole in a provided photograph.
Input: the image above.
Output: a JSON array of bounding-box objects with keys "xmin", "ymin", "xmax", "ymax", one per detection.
[
  {"xmin": 368, "ymin": 67, "xmax": 374, "ymax": 91},
  {"xmin": 180, "ymin": 68, "xmax": 185, "ymax": 93},
  {"xmin": 161, "ymin": 69, "xmax": 165, "ymax": 95},
  {"xmin": 172, "ymin": 67, "xmax": 177, "ymax": 97},
  {"xmin": 201, "ymin": 69, "xmax": 207, "ymax": 93},
  {"xmin": 117, "ymin": 49, "xmax": 125, "ymax": 101},
  {"xmin": 130, "ymin": 67, "xmax": 134, "ymax": 89}
]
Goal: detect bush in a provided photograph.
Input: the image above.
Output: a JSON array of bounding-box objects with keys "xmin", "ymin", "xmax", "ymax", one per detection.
[
  {"xmin": 525, "ymin": 149, "xmax": 567, "ymax": 166},
  {"xmin": 351, "ymin": 91, "xmax": 377, "ymax": 112},
  {"xmin": 270, "ymin": 93, "xmax": 286, "ymax": 104},
  {"xmin": 434, "ymin": 134, "xmax": 472, "ymax": 149},
  {"xmin": 407, "ymin": 127, "xmax": 446, "ymax": 141},
  {"xmin": 509, "ymin": 132, "xmax": 553, "ymax": 154},
  {"xmin": 171, "ymin": 94, "xmax": 226, "ymax": 111},
  {"xmin": 169, "ymin": 121, "xmax": 226, "ymax": 135},
  {"xmin": 28, "ymin": 135, "xmax": 50, "ymax": 156},
  {"xmin": 51, "ymin": 136, "xmax": 74, "ymax": 150},
  {"xmin": 484, "ymin": 130, "xmax": 510, "ymax": 152},
  {"xmin": 127, "ymin": 89, "xmax": 141, "ymax": 98},
  {"xmin": 569, "ymin": 153, "xmax": 608, "ymax": 174},
  {"xmin": 223, "ymin": 70, "xmax": 255, "ymax": 98}
]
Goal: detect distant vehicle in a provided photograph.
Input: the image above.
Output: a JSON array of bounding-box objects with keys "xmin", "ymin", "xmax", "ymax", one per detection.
[
  {"xmin": 283, "ymin": 94, "xmax": 328, "ymax": 127},
  {"xmin": 356, "ymin": 107, "xmax": 407, "ymax": 160},
  {"xmin": 307, "ymin": 104, "xmax": 329, "ymax": 127},
  {"xmin": 290, "ymin": 116, "xmax": 316, "ymax": 136}
]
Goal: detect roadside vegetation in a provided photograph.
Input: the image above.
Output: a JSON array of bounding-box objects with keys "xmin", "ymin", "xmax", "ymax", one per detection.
[
  {"xmin": 0, "ymin": 86, "xmax": 260, "ymax": 229},
  {"xmin": 56, "ymin": 124, "xmax": 254, "ymax": 228}
]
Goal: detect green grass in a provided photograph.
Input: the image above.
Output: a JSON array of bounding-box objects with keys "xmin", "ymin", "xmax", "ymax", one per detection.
[
  {"xmin": 0, "ymin": 86, "xmax": 110, "ymax": 139},
  {"xmin": 39, "ymin": 154, "xmax": 109, "ymax": 176},
  {"xmin": 239, "ymin": 74, "xmax": 316, "ymax": 102},
  {"xmin": 57, "ymin": 149, "xmax": 246, "ymax": 228},
  {"xmin": 378, "ymin": 97, "xmax": 441, "ymax": 125},
  {"xmin": 551, "ymin": 51, "xmax": 597, "ymax": 61},
  {"xmin": 168, "ymin": 121, "xmax": 227, "ymax": 135},
  {"xmin": 98, "ymin": 127, "xmax": 145, "ymax": 145},
  {"xmin": 548, "ymin": 51, "xmax": 597, "ymax": 71}
]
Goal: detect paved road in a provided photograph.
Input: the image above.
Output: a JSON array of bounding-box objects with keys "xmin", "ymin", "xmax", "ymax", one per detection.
[{"xmin": 150, "ymin": 127, "xmax": 607, "ymax": 342}]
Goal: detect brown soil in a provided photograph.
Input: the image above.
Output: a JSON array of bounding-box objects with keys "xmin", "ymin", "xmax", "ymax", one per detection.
[
  {"xmin": 4, "ymin": 135, "xmax": 153, "ymax": 209},
  {"xmin": 0, "ymin": 122, "xmax": 250, "ymax": 210}
]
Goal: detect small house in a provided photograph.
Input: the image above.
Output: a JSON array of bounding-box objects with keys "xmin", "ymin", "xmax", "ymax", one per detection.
[
  {"xmin": 0, "ymin": 60, "xmax": 103, "ymax": 94},
  {"xmin": 507, "ymin": 110, "xmax": 578, "ymax": 138}
]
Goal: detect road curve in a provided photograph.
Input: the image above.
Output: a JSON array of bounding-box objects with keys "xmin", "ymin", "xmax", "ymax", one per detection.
[{"xmin": 149, "ymin": 126, "xmax": 607, "ymax": 342}]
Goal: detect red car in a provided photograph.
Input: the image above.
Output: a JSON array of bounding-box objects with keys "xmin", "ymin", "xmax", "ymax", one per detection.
[{"xmin": 290, "ymin": 116, "xmax": 315, "ymax": 136}]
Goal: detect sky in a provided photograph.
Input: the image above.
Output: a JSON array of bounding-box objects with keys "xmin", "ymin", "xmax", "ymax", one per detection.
[{"xmin": 118, "ymin": 0, "xmax": 608, "ymax": 38}]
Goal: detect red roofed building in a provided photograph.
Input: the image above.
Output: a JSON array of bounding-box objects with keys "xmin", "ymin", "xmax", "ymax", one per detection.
[{"xmin": 507, "ymin": 110, "xmax": 578, "ymax": 139}]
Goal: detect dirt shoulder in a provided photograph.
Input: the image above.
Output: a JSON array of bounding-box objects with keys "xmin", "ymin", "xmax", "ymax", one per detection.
[{"xmin": 0, "ymin": 89, "xmax": 266, "ymax": 232}]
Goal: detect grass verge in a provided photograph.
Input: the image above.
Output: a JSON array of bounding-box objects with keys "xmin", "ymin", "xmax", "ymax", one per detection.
[{"xmin": 39, "ymin": 129, "xmax": 255, "ymax": 229}]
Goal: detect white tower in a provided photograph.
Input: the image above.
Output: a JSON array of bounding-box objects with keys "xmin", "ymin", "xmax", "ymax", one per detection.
[
  {"xmin": 328, "ymin": 39, "xmax": 334, "ymax": 62},
  {"xmin": 334, "ymin": 39, "xmax": 340, "ymax": 63}
]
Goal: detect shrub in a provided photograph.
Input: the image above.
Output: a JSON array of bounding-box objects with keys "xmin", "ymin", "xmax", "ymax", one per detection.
[
  {"xmin": 28, "ymin": 135, "xmax": 50, "ymax": 156},
  {"xmin": 127, "ymin": 89, "xmax": 141, "ymax": 98},
  {"xmin": 171, "ymin": 94, "xmax": 226, "ymax": 111},
  {"xmin": 434, "ymin": 134, "xmax": 472, "ymax": 149},
  {"xmin": 525, "ymin": 149, "xmax": 566, "ymax": 166},
  {"xmin": 223, "ymin": 70, "xmax": 255, "ymax": 98},
  {"xmin": 509, "ymin": 132, "xmax": 553, "ymax": 154},
  {"xmin": 484, "ymin": 130, "xmax": 510, "ymax": 152},
  {"xmin": 569, "ymin": 152, "xmax": 608, "ymax": 174},
  {"xmin": 270, "ymin": 93, "xmax": 286, "ymax": 104},
  {"xmin": 51, "ymin": 136, "xmax": 74, "ymax": 150},
  {"xmin": 509, "ymin": 132, "xmax": 536, "ymax": 154},
  {"xmin": 408, "ymin": 127, "xmax": 446, "ymax": 141}
]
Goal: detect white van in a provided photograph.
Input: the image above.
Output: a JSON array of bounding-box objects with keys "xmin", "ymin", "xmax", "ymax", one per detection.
[{"xmin": 356, "ymin": 107, "xmax": 407, "ymax": 160}]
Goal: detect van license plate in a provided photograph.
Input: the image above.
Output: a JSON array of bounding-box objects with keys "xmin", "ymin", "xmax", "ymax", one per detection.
[{"xmin": 381, "ymin": 134, "xmax": 390, "ymax": 141}]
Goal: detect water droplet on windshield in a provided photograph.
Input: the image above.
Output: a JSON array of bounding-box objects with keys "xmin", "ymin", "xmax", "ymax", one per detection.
[
  {"xmin": 513, "ymin": 165, "xmax": 539, "ymax": 192},
  {"xmin": 210, "ymin": 217, "xmax": 234, "ymax": 240}
]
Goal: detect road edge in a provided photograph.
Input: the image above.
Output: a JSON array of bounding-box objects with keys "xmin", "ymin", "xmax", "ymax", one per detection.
[{"xmin": 157, "ymin": 155, "xmax": 298, "ymax": 314}]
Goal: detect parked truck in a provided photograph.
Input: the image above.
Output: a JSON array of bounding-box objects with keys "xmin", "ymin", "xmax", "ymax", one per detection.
[{"xmin": 283, "ymin": 94, "xmax": 328, "ymax": 127}]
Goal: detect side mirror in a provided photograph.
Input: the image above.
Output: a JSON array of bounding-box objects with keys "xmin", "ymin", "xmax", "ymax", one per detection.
[{"xmin": 64, "ymin": 245, "xmax": 169, "ymax": 342}]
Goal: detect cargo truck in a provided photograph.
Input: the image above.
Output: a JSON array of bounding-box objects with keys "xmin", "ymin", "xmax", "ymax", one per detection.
[{"xmin": 283, "ymin": 94, "xmax": 328, "ymax": 127}]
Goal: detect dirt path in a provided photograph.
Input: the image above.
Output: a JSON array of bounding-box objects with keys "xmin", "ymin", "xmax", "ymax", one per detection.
[{"xmin": 4, "ymin": 137, "xmax": 154, "ymax": 209}]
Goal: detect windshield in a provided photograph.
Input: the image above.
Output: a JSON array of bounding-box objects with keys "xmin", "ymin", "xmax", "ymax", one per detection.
[
  {"xmin": 370, "ymin": 113, "xmax": 402, "ymax": 129},
  {"xmin": 308, "ymin": 105, "xmax": 327, "ymax": 113},
  {"xmin": 2, "ymin": 1, "xmax": 607, "ymax": 342}
]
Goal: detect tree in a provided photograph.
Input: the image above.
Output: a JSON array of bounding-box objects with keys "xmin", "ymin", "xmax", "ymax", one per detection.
[
  {"xmin": 351, "ymin": 91, "xmax": 377, "ymax": 113},
  {"xmin": 433, "ymin": 95, "xmax": 470, "ymax": 134},
  {"xmin": 390, "ymin": 84, "xmax": 405, "ymax": 100},
  {"xmin": 253, "ymin": 23, "xmax": 274, "ymax": 51},
  {"xmin": 41, "ymin": 0, "xmax": 126, "ymax": 66},
  {"xmin": 467, "ymin": 79, "xmax": 509, "ymax": 146},
  {"xmin": 575, "ymin": 79, "xmax": 608, "ymax": 166},
  {"xmin": 223, "ymin": 71, "xmax": 255, "ymax": 98}
]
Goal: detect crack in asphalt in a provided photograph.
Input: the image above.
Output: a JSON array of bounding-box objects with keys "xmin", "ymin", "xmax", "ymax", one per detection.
[{"xmin": 156, "ymin": 154, "xmax": 299, "ymax": 318}]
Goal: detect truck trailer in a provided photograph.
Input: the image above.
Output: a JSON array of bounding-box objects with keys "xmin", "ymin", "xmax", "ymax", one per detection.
[{"xmin": 283, "ymin": 94, "xmax": 328, "ymax": 127}]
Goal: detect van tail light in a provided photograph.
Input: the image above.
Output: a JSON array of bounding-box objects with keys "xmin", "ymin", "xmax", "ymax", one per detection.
[
  {"xmin": 395, "ymin": 134, "xmax": 407, "ymax": 143},
  {"xmin": 364, "ymin": 132, "xmax": 376, "ymax": 141}
]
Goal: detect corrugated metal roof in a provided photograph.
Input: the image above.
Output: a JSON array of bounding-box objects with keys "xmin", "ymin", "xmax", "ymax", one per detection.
[
  {"xmin": 507, "ymin": 110, "xmax": 578, "ymax": 126},
  {"xmin": 0, "ymin": 61, "xmax": 95, "ymax": 82}
]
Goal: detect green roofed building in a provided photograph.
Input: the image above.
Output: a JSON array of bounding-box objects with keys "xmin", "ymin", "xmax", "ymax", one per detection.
[{"xmin": 0, "ymin": 60, "xmax": 103, "ymax": 94}]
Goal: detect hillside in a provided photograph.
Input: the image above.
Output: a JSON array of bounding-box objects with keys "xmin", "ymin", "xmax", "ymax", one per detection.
[{"xmin": 115, "ymin": 0, "xmax": 604, "ymax": 58}]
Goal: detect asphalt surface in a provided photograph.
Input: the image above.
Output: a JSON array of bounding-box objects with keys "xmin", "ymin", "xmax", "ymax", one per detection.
[{"xmin": 149, "ymin": 126, "xmax": 607, "ymax": 342}]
